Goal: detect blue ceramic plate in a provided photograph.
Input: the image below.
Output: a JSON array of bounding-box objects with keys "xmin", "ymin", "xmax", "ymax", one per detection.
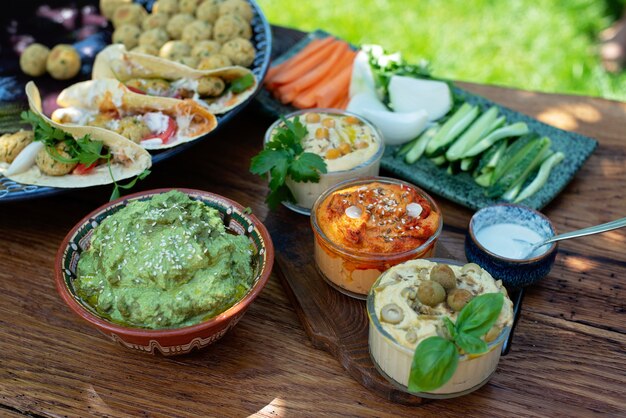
[
  {"xmin": 255, "ymin": 31, "xmax": 598, "ymax": 211},
  {"xmin": 0, "ymin": 0, "xmax": 271, "ymax": 202}
]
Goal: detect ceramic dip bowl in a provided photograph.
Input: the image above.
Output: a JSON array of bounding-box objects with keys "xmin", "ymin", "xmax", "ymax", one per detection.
[{"xmin": 465, "ymin": 204, "xmax": 557, "ymax": 289}]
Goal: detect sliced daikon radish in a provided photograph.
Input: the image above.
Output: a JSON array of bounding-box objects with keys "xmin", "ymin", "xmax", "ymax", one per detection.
[
  {"xmin": 349, "ymin": 50, "xmax": 377, "ymax": 98},
  {"xmin": 360, "ymin": 108, "xmax": 428, "ymax": 146},
  {"xmin": 347, "ymin": 91, "xmax": 388, "ymax": 114},
  {"xmin": 5, "ymin": 141, "xmax": 44, "ymax": 176},
  {"xmin": 389, "ymin": 76, "xmax": 452, "ymax": 121}
]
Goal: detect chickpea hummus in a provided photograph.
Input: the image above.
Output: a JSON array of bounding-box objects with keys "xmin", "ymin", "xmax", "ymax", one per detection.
[
  {"xmin": 75, "ymin": 190, "xmax": 254, "ymax": 329},
  {"xmin": 268, "ymin": 110, "xmax": 383, "ymax": 212},
  {"xmin": 368, "ymin": 259, "xmax": 513, "ymax": 396}
]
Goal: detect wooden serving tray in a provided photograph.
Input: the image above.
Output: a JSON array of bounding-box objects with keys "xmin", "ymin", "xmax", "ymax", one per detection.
[{"xmin": 265, "ymin": 206, "xmax": 451, "ymax": 406}]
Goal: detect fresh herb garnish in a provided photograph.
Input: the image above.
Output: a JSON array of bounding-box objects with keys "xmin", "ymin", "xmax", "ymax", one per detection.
[
  {"xmin": 20, "ymin": 110, "xmax": 150, "ymax": 200},
  {"xmin": 230, "ymin": 74, "xmax": 255, "ymax": 93},
  {"xmin": 250, "ymin": 116, "xmax": 327, "ymax": 209},
  {"xmin": 408, "ymin": 292, "xmax": 504, "ymax": 393}
]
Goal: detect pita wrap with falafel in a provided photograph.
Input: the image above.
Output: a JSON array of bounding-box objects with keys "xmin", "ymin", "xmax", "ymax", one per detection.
[
  {"xmin": 1, "ymin": 82, "xmax": 151, "ymax": 189},
  {"xmin": 51, "ymin": 78, "xmax": 218, "ymax": 150},
  {"xmin": 92, "ymin": 45, "xmax": 257, "ymax": 115}
]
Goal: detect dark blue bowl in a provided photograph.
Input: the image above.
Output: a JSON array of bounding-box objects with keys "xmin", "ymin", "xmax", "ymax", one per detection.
[{"xmin": 465, "ymin": 204, "xmax": 558, "ymax": 289}]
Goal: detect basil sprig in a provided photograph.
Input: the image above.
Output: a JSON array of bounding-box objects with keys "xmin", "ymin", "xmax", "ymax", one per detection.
[{"xmin": 408, "ymin": 292, "xmax": 504, "ymax": 393}]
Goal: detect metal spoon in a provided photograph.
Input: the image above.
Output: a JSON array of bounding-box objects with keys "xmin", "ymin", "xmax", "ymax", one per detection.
[{"xmin": 517, "ymin": 216, "xmax": 626, "ymax": 258}]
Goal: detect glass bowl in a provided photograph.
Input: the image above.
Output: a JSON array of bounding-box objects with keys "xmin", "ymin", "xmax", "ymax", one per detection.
[
  {"xmin": 264, "ymin": 108, "xmax": 384, "ymax": 215},
  {"xmin": 367, "ymin": 258, "xmax": 512, "ymax": 399},
  {"xmin": 310, "ymin": 176, "xmax": 443, "ymax": 299}
]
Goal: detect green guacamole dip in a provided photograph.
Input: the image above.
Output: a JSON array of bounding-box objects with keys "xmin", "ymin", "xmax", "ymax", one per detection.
[{"xmin": 75, "ymin": 190, "xmax": 254, "ymax": 329}]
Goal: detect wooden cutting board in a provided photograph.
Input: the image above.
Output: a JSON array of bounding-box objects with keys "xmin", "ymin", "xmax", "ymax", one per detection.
[{"xmin": 265, "ymin": 205, "xmax": 460, "ymax": 406}]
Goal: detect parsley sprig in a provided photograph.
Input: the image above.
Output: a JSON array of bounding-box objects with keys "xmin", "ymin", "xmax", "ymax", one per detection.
[
  {"xmin": 20, "ymin": 110, "xmax": 150, "ymax": 201},
  {"xmin": 408, "ymin": 292, "xmax": 504, "ymax": 393},
  {"xmin": 250, "ymin": 116, "xmax": 327, "ymax": 209}
]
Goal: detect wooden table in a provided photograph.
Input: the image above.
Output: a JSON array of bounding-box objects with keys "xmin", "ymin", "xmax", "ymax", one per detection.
[{"xmin": 1, "ymin": 27, "xmax": 625, "ymax": 417}]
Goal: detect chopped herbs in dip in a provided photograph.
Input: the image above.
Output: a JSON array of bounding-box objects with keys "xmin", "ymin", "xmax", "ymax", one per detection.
[{"xmin": 75, "ymin": 190, "xmax": 254, "ymax": 329}]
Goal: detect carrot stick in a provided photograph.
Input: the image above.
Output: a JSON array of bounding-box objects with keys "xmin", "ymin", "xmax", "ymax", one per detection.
[
  {"xmin": 268, "ymin": 39, "xmax": 346, "ymax": 87},
  {"xmin": 292, "ymin": 50, "xmax": 356, "ymax": 109},
  {"xmin": 336, "ymin": 94, "xmax": 350, "ymax": 110},
  {"xmin": 265, "ymin": 37, "xmax": 334, "ymax": 82},
  {"xmin": 276, "ymin": 42, "xmax": 350, "ymax": 104},
  {"xmin": 316, "ymin": 63, "xmax": 353, "ymax": 108}
]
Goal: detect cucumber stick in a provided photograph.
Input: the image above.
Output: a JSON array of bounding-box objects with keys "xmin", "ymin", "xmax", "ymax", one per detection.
[
  {"xmin": 487, "ymin": 136, "xmax": 551, "ymax": 198},
  {"xmin": 513, "ymin": 152, "xmax": 565, "ymax": 203},
  {"xmin": 405, "ymin": 125, "xmax": 439, "ymax": 164},
  {"xmin": 445, "ymin": 106, "xmax": 499, "ymax": 161},
  {"xmin": 462, "ymin": 122, "xmax": 530, "ymax": 158},
  {"xmin": 425, "ymin": 103, "xmax": 478, "ymax": 156}
]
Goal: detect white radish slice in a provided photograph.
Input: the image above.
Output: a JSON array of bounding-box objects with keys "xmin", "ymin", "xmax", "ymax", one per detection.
[
  {"xmin": 140, "ymin": 138, "xmax": 163, "ymax": 147},
  {"xmin": 5, "ymin": 141, "xmax": 44, "ymax": 176},
  {"xmin": 347, "ymin": 91, "xmax": 388, "ymax": 114},
  {"xmin": 389, "ymin": 76, "xmax": 452, "ymax": 121},
  {"xmin": 360, "ymin": 108, "xmax": 428, "ymax": 146},
  {"xmin": 348, "ymin": 51, "xmax": 377, "ymax": 98}
]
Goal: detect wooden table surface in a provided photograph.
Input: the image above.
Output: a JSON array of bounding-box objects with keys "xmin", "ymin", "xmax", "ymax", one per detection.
[{"xmin": 2, "ymin": 27, "xmax": 626, "ymax": 417}]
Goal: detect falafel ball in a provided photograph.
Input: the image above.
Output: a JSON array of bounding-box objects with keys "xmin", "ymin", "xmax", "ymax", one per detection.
[
  {"xmin": 0, "ymin": 130, "xmax": 34, "ymax": 163},
  {"xmin": 219, "ymin": 0, "xmax": 253, "ymax": 22},
  {"xmin": 177, "ymin": 56, "xmax": 199, "ymax": 68},
  {"xmin": 112, "ymin": 3, "xmax": 147, "ymax": 28},
  {"xmin": 131, "ymin": 44, "xmax": 160, "ymax": 55},
  {"xmin": 117, "ymin": 117, "xmax": 152, "ymax": 143},
  {"xmin": 197, "ymin": 76, "xmax": 225, "ymax": 96},
  {"xmin": 100, "ymin": 0, "xmax": 132, "ymax": 20},
  {"xmin": 166, "ymin": 13, "xmax": 195, "ymax": 39},
  {"xmin": 35, "ymin": 142, "xmax": 78, "ymax": 176},
  {"xmin": 213, "ymin": 14, "xmax": 251, "ymax": 43},
  {"xmin": 142, "ymin": 12, "xmax": 169, "ymax": 30},
  {"xmin": 46, "ymin": 44, "xmax": 81, "ymax": 80},
  {"xmin": 181, "ymin": 20, "xmax": 213, "ymax": 44},
  {"xmin": 152, "ymin": 0, "xmax": 178, "ymax": 15},
  {"xmin": 112, "ymin": 24, "xmax": 142, "ymax": 50},
  {"xmin": 179, "ymin": 0, "xmax": 201, "ymax": 14},
  {"xmin": 139, "ymin": 28, "xmax": 170, "ymax": 49},
  {"xmin": 196, "ymin": 0, "xmax": 219, "ymax": 23},
  {"xmin": 197, "ymin": 53, "xmax": 232, "ymax": 70},
  {"xmin": 191, "ymin": 40, "xmax": 222, "ymax": 59},
  {"xmin": 159, "ymin": 40, "xmax": 192, "ymax": 60},
  {"xmin": 20, "ymin": 43, "xmax": 50, "ymax": 77},
  {"xmin": 220, "ymin": 37, "xmax": 255, "ymax": 67}
]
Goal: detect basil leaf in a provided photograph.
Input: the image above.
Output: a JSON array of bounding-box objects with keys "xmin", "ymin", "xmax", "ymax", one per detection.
[
  {"xmin": 455, "ymin": 331, "xmax": 488, "ymax": 354},
  {"xmin": 408, "ymin": 336, "xmax": 458, "ymax": 393},
  {"xmin": 455, "ymin": 293, "xmax": 504, "ymax": 337},
  {"xmin": 443, "ymin": 316, "xmax": 457, "ymax": 340},
  {"xmin": 229, "ymin": 73, "xmax": 255, "ymax": 93}
]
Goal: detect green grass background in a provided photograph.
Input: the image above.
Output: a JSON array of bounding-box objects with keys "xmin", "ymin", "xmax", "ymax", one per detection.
[{"xmin": 258, "ymin": 0, "xmax": 626, "ymax": 102}]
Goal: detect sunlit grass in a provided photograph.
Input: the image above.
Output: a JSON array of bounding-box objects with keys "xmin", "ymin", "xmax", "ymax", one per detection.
[{"xmin": 258, "ymin": 0, "xmax": 626, "ymax": 102}]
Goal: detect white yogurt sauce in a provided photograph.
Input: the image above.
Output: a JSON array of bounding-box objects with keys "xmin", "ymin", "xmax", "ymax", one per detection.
[{"xmin": 476, "ymin": 223, "xmax": 546, "ymax": 259}]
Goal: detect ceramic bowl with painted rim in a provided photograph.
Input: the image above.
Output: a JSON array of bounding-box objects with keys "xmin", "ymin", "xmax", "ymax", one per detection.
[
  {"xmin": 465, "ymin": 204, "xmax": 557, "ymax": 289},
  {"xmin": 54, "ymin": 188, "xmax": 274, "ymax": 356}
]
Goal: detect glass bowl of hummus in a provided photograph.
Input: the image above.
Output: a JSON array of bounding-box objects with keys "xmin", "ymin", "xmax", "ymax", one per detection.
[
  {"xmin": 311, "ymin": 176, "xmax": 442, "ymax": 299},
  {"xmin": 54, "ymin": 188, "xmax": 274, "ymax": 355},
  {"xmin": 264, "ymin": 108, "xmax": 384, "ymax": 215},
  {"xmin": 367, "ymin": 258, "xmax": 514, "ymax": 398}
]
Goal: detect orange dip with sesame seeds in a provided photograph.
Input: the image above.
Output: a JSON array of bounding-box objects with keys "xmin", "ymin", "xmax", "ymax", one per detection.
[
  {"xmin": 311, "ymin": 177, "xmax": 443, "ymax": 298},
  {"xmin": 316, "ymin": 182, "xmax": 441, "ymax": 254}
]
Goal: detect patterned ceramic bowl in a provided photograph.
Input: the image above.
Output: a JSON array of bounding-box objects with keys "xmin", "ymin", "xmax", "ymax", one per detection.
[
  {"xmin": 54, "ymin": 188, "xmax": 274, "ymax": 355},
  {"xmin": 465, "ymin": 204, "xmax": 557, "ymax": 289}
]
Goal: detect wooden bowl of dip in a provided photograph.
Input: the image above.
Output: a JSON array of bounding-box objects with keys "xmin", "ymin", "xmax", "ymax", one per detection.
[{"xmin": 54, "ymin": 188, "xmax": 274, "ymax": 355}]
